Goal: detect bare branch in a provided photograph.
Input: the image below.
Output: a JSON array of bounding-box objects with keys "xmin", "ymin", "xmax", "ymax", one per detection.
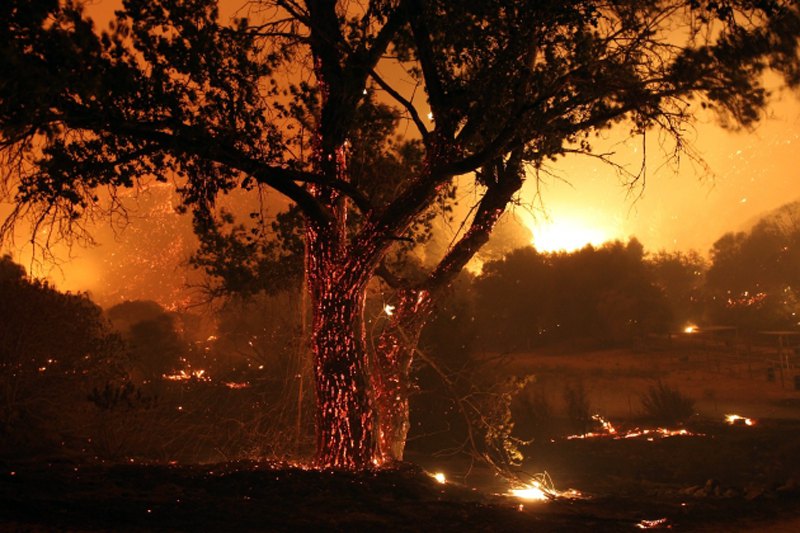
[
  {"xmin": 369, "ymin": 68, "xmax": 430, "ymax": 140},
  {"xmin": 402, "ymin": 0, "xmax": 448, "ymax": 125}
]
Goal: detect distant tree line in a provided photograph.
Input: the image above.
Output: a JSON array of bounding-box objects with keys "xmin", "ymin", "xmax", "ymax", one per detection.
[
  {"xmin": 705, "ymin": 202, "xmax": 800, "ymax": 331},
  {"xmin": 422, "ymin": 201, "xmax": 800, "ymax": 355}
]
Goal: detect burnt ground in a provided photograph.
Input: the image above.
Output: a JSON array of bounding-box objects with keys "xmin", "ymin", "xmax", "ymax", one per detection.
[
  {"xmin": 1, "ymin": 420, "xmax": 800, "ymax": 532},
  {"xmin": 3, "ymin": 343, "xmax": 800, "ymax": 531}
]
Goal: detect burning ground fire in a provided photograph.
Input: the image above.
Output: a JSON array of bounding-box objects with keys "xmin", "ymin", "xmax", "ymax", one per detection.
[
  {"xmin": 508, "ymin": 472, "xmax": 586, "ymax": 503},
  {"xmin": 566, "ymin": 415, "xmax": 701, "ymax": 441},
  {"xmin": 163, "ymin": 369, "xmax": 210, "ymax": 382},
  {"xmin": 509, "ymin": 480, "xmax": 552, "ymax": 501},
  {"xmin": 494, "ymin": 414, "xmax": 753, "ymax": 509},
  {"xmin": 424, "ymin": 413, "xmax": 718, "ymax": 509},
  {"xmin": 428, "ymin": 470, "xmax": 585, "ymax": 504},
  {"xmin": 162, "ymin": 368, "xmax": 250, "ymax": 389},
  {"xmin": 725, "ymin": 413, "xmax": 756, "ymax": 426}
]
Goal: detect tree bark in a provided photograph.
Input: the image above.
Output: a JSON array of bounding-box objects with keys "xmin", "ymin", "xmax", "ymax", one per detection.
[
  {"xmin": 371, "ymin": 153, "xmax": 526, "ymax": 463},
  {"xmin": 305, "ymin": 112, "xmax": 379, "ymax": 467},
  {"xmin": 373, "ymin": 288, "xmax": 433, "ymax": 463},
  {"xmin": 308, "ymin": 272, "xmax": 376, "ymax": 469}
]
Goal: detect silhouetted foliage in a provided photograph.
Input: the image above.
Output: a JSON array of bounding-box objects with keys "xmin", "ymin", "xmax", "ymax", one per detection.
[
  {"xmin": 706, "ymin": 201, "xmax": 800, "ymax": 330},
  {"xmin": 647, "ymin": 250, "xmax": 708, "ymax": 331},
  {"xmin": 640, "ymin": 381, "xmax": 695, "ymax": 424},
  {"xmin": 189, "ymin": 207, "xmax": 305, "ymax": 298},
  {"xmin": 107, "ymin": 300, "xmax": 185, "ymax": 382},
  {"xmin": 88, "ymin": 380, "xmax": 157, "ymax": 411},
  {"xmin": 0, "ymin": 256, "xmax": 123, "ymax": 455},
  {"xmin": 107, "ymin": 300, "xmax": 170, "ymax": 331},
  {"xmin": 474, "ymin": 240, "xmax": 671, "ymax": 350},
  {"xmin": 0, "ymin": 255, "xmax": 121, "ymax": 374}
]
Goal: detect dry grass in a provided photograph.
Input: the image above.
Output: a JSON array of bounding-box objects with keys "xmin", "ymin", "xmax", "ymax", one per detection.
[{"xmin": 503, "ymin": 340, "xmax": 800, "ymax": 423}]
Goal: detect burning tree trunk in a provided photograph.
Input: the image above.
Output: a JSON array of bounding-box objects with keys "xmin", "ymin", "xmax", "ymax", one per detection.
[
  {"xmin": 304, "ymin": 131, "xmax": 380, "ymax": 468},
  {"xmin": 372, "ymin": 153, "xmax": 525, "ymax": 463},
  {"xmin": 304, "ymin": 159, "xmax": 380, "ymax": 467},
  {"xmin": 308, "ymin": 273, "xmax": 376, "ymax": 468},
  {"xmin": 373, "ymin": 288, "xmax": 433, "ymax": 463}
]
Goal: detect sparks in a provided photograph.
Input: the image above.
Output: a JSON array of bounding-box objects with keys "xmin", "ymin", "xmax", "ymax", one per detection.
[
  {"xmin": 684, "ymin": 324, "xmax": 698, "ymax": 334},
  {"xmin": 383, "ymin": 304, "xmax": 395, "ymax": 316},
  {"xmin": 433, "ymin": 472, "xmax": 446, "ymax": 484},
  {"xmin": 507, "ymin": 473, "xmax": 584, "ymax": 502}
]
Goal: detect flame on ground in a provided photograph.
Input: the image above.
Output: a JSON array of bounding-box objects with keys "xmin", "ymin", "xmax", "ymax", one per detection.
[
  {"xmin": 224, "ymin": 381, "xmax": 251, "ymax": 389},
  {"xmin": 636, "ymin": 517, "xmax": 670, "ymax": 529},
  {"xmin": 163, "ymin": 369, "xmax": 210, "ymax": 382},
  {"xmin": 507, "ymin": 472, "xmax": 586, "ymax": 503},
  {"xmin": 162, "ymin": 368, "xmax": 252, "ymax": 390},
  {"xmin": 509, "ymin": 481, "xmax": 550, "ymax": 501},
  {"xmin": 725, "ymin": 414, "xmax": 755, "ymax": 426},
  {"xmin": 566, "ymin": 414, "xmax": 700, "ymax": 440}
]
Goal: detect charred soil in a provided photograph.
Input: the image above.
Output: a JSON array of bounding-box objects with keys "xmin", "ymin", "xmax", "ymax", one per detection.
[{"xmin": 2, "ymin": 426, "xmax": 800, "ymax": 533}]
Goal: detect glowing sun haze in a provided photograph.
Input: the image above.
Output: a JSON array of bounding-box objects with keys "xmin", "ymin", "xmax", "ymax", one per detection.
[
  {"xmin": 512, "ymin": 91, "xmax": 800, "ymax": 255},
  {"xmin": 517, "ymin": 208, "xmax": 621, "ymax": 253}
]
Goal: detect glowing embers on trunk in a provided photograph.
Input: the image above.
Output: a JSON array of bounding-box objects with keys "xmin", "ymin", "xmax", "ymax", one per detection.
[
  {"xmin": 725, "ymin": 413, "xmax": 756, "ymax": 426},
  {"xmin": 311, "ymin": 286, "xmax": 376, "ymax": 469},
  {"xmin": 566, "ymin": 415, "xmax": 701, "ymax": 441}
]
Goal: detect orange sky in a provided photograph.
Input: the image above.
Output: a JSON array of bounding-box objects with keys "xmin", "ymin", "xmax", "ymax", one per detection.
[
  {"xmin": 515, "ymin": 91, "xmax": 800, "ymax": 254},
  {"xmin": 2, "ymin": 1, "xmax": 800, "ymax": 306}
]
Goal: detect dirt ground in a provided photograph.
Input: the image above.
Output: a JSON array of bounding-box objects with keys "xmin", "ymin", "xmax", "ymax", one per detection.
[
  {"xmin": 2, "ymin": 340, "xmax": 800, "ymax": 531},
  {"xmin": 503, "ymin": 335, "xmax": 800, "ymax": 421}
]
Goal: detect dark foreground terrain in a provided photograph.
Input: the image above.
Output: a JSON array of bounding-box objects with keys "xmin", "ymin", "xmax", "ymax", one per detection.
[{"xmin": 2, "ymin": 419, "xmax": 800, "ymax": 532}]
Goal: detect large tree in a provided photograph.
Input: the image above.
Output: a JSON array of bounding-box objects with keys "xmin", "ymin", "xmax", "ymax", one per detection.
[{"xmin": 2, "ymin": 0, "xmax": 800, "ymax": 469}]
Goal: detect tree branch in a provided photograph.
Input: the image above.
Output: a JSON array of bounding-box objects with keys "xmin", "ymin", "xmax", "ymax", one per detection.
[
  {"xmin": 403, "ymin": 0, "xmax": 447, "ymax": 123},
  {"xmin": 56, "ymin": 111, "xmax": 338, "ymax": 224},
  {"xmin": 356, "ymin": 4, "xmax": 407, "ymax": 74},
  {"xmin": 368, "ymin": 68, "xmax": 430, "ymax": 140},
  {"xmin": 423, "ymin": 150, "xmax": 525, "ymax": 294}
]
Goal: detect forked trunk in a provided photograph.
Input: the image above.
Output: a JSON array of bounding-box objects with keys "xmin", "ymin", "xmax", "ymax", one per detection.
[{"xmin": 373, "ymin": 289, "xmax": 433, "ymax": 463}]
